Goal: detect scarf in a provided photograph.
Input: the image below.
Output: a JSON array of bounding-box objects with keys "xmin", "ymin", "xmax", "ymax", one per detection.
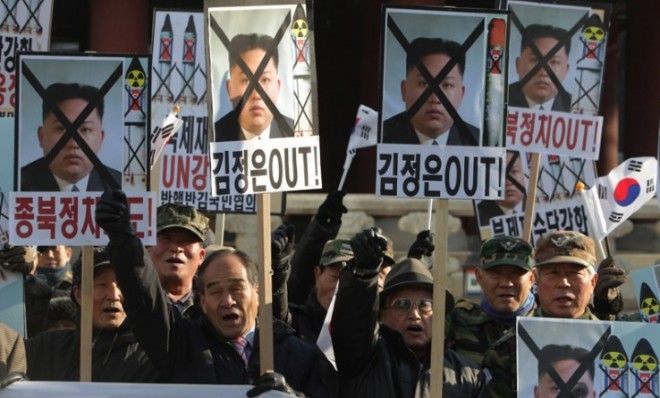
[{"xmin": 481, "ymin": 292, "xmax": 535, "ymax": 326}]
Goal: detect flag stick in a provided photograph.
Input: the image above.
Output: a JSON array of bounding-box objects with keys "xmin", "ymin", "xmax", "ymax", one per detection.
[
  {"xmin": 522, "ymin": 153, "xmax": 541, "ymax": 243},
  {"xmin": 430, "ymin": 199, "xmax": 448, "ymax": 398},
  {"xmin": 426, "ymin": 199, "xmax": 433, "ymax": 230},
  {"xmin": 256, "ymin": 193, "xmax": 274, "ymax": 373},
  {"xmin": 576, "ymin": 182, "xmax": 607, "ymax": 261},
  {"xmin": 79, "ymin": 246, "xmax": 93, "ymax": 381},
  {"xmin": 337, "ymin": 152, "xmax": 355, "ymax": 191}
]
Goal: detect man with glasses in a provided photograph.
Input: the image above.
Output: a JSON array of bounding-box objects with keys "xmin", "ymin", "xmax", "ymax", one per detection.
[{"xmin": 331, "ymin": 228, "xmax": 488, "ymax": 397}]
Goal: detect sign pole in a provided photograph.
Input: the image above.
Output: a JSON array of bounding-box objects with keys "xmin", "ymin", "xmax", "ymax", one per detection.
[
  {"xmin": 430, "ymin": 199, "xmax": 448, "ymax": 397},
  {"xmin": 215, "ymin": 214, "xmax": 226, "ymax": 247},
  {"xmin": 522, "ymin": 153, "xmax": 541, "ymax": 243},
  {"xmin": 79, "ymin": 246, "xmax": 93, "ymax": 381},
  {"xmin": 256, "ymin": 193, "xmax": 274, "ymax": 374}
]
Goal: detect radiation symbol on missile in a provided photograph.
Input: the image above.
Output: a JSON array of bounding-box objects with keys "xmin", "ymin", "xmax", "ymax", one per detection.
[
  {"xmin": 291, "ymin": 19, "xmax": 308, "ymax": 39},
  {"xmin": 632, "ymin": 354, "xmax": 658, "ymax": 372},
  {"xmin": 641, "ymin": 297, "xmax": 660, "ymax": 316},
  {"xmin": 582, "ymin": 25, "xmax": 605, "ymax": 43},
  {"xmin": 126, "ymin": 69, "xmax": 146, "ymax": 88},
  {"xmin": 602, "ymin": 351, "xmax": 627, "ymax": 369}
]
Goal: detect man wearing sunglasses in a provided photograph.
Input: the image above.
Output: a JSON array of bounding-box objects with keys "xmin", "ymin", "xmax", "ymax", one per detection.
[{"xmin": 331, "ymin": 228, "xmax": 487, "ymax": 397}]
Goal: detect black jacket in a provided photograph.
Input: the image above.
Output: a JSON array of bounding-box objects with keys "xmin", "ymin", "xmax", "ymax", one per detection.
[
  {"xmin": 287, "ymin": 218, "xmax": 340, "ymax": 306},
  {"xmin": 507, "ymin": 81, "xmax": 571, "ymax": 112},
  {"xmin": 25, "ymin": 323, "xmax": 159, "ymax": 382},
  {"xmin": 331, "ymin": 270, "xmax": 488, "ymax": 398},
  {"xmin": 382, "ymin": 111, "xmax": 480, "ymax": 146},
  {"xmin": 214, "ymin": 109, "xmax": 295, "ymax": 142},
  {"xmin": 20, "ymin": 156, "xmax": 122, "ymax": 192},
  {"xmin": 108, "ymin": 234, "xmax": 332, "ymax": 397}
]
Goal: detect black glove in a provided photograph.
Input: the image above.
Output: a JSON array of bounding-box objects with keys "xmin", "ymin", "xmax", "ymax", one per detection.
[
  {"xmin": 246, "ymin": 371, "xmax": 296, "ymax": 397},
  {"xmin": 593, "ymin": 257, "xmax": 627, "ymax": 319},
  {"xmin": 315, "ymin": 191, "xmax": 348, "ymax": 228},
  {"xmin": 407, "ymin": 230, "xmax": 435, "ymax": 259},
  {"xmin": 350, "ymin": 228, "xmax": 388, "ymax": 274},
  {"xmin": 271, "ymin": 224, "xmax": 295, "ymax": 268},
  {"xmin": 0, "ymin": 245, "xmax": 34, "ymax": 275},
  {"xmin": 95, "ymin": 189, "xmax": 133, "ymax": 241}
]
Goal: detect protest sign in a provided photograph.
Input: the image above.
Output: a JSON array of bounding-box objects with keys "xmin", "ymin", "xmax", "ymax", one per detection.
[
  {"xmin": 12, "ymin": 53, "xmax": 154, "ymax": 245},
  {"xmin": 378, "ymin": 7, "xmax": 507, "ymax": 199},
  {"xmin": 0, "ymin": 270, "xmax": 25, "ymax": 336},
  {"xmin": 475, "ymin": 151, "xmax": 598, "ymax": 242},
  {"xmin": 0, "ymin": 0, "xmax": 53, "ymax": 119},
  {"xmin": 9, "ymin": 192, "xmax": 157, "ymax": 246},
  {"xmin": 517, "ymin": 317, "xmax": 660, "ymax": 397},
  {"xmin": 631, "ymin": 264, "xmax": 660, "ymax": 323},
  {"xmin": 0, "ymin": 381, "xmax": 295, "ymax": 398},
  {"xmin": 505, "ymin": 1, "xmax": 609, "ymax": 156},
  {"xmin": 151, "ymin": 10, "xmax": 256, "ymax": 213},
  {"xmin": 207, "ymin": 1, "xmax": 321, "ymax": 196},
  {"xmin": 584, "ymin": 157, "xmax": 657, "ymax": 241}
]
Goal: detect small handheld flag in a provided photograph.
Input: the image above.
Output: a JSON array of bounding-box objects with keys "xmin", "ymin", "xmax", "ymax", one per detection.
[{"xmin": 585, "ymin": 157, "xmax": 658, "ymax": 240}]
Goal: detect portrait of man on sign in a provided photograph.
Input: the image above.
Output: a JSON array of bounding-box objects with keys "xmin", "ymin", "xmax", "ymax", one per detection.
[
  {"xmin": 380, "ymin": 11, "xmax": 488, "ymax": 147},
  {"xmin": 20, "ymin": 83, "xmax": 121, "ymax": 192},
  {"xmin": 208, "ymin": 5, "xmax": 313, "ymax": 142},
  {"xmin": 214, "ymin": 33, "xmax": 294, "ymax": 142},
  {"xmin": 17, "ymin": 57, "xmax": 125, "ymax": 193}
]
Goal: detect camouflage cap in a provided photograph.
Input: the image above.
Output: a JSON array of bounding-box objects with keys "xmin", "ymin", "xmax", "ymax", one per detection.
[
  {"xmin": 479, "ymin": 235, "xmax": 533, "ymax": 271},
  {"xmin": 319, "ymin": 239, "xmax": 353, "ymax": 267},
  {"xmin": 534, "ymin": 230, "xmax": 596, "ymax": 269},
  {"xmin": 157, "ymin": 203, "xmax": 209, "ymax": 242}
]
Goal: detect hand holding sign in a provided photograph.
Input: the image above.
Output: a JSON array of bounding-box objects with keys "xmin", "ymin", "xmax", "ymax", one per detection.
[{"xmin": 95, "ymin": 189, "xmax": 133, "ymax": 242}]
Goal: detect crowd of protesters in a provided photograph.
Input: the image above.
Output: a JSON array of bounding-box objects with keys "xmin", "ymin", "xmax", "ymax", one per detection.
[{"xmin": 0, "ymin": 189, "xmax": 630, "ymax": 397}]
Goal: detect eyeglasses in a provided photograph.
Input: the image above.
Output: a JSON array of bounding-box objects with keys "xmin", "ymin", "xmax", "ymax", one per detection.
[{"xmin": 388, "ymin": 298, "xmax": 433, "ymax": 315}]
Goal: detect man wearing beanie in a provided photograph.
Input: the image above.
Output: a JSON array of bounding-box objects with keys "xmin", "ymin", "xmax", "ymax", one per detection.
[
  {"xmin": 331, "ymin": 228, "xmax": 487, "ymax": 397},
  {"xmin": 448, "ymin": 235, "xmax": 536, "ymax": 396}
]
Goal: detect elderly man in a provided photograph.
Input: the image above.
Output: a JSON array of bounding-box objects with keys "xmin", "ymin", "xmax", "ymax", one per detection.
[
  {"xmin": 96, "ymin": 190, "xmax": 333, "ymax": 396},
  {"xmin": 331, "ymin": 228, "xmax": 488, "ymax": 397},
  {"xmin": 214, "ymin": 33, "xmax": 294, "ymax": 141},
  {"xmin": 448, "ymin": 235, "xmax": 536, "ymax": 365},
  {"xmin": 148, "ymin": 203, "xmax": 208, "ymax": 319},
  {"xmin": 533, "ymin": 230, "xmax": 599, "ymax": 320},
  {"xmin": 25, "ymin": 249, "xmax": 158, "ymax": 382}
]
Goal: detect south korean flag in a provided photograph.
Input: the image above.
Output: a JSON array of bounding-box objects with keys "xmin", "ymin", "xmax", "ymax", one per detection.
[
  {"xmin": 149, "ymin": 107, "xmax": 184, "ymax": 169},
  {"xmin": 584, "ymin": 157, "xmax": 658, "ymax": 240}
]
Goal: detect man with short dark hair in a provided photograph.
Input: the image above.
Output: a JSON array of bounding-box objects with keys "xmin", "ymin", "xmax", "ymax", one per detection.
[
  {"xmin": 25, "ymin": 248, "xmax": 159, "ymax": 382},
  {"xmin": 214, "ymin": 33, "xmax": 294, "ymax": 141},
  {"xmin": 331, "ymin": 228, "xmax": 488, "ymax": 397},
  {"xmin": 96, "ymin": 190, "xmax": 333, "ymax": 397},
  {"xmin": 148, "ymin": 203, "xmax": 208, "ymax": 319},
  {"xmin": 534, "ymin": 344, "xmax": 596, "ymax": 398},
  {"xmin": 21, "ymin": 82, "xmax": 121, "ymax": 191},
  {"xmin": 509, "ymin": 24, "xmax": 572, "ymax": 111},
  {"xmin": 383, "ymin": 37, "xmax": 479, "ymax": 146}
]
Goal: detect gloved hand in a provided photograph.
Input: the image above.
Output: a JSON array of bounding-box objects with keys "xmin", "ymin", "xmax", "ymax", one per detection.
[
  {"xmin": 407, "ymin": 230, "xmax": 435, "ymax": 259},
  {"xmin": 0, "ymin": 245, "xmax": 35, "ymax": 275},
  {"xmin": 271, "ymin": 224, "xmax": 295, "ymax": 268},
  {"xmin": 593, "ymin": 257, "xmax": 627, "ymax": 319},
  {"xmin": 246, "ymin": 371, "xmax": 296, "ymax": 397},
  {"xmin": 95, "ymin": 189, "xmax": 133, "ymax": 241},
  {"xmin": 315, "ymin": 191, "xmax": 347, "ymax": 228},
  {"xmin": 350, "ymin": 227, "xmax": 388, "ymax": 274}
]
